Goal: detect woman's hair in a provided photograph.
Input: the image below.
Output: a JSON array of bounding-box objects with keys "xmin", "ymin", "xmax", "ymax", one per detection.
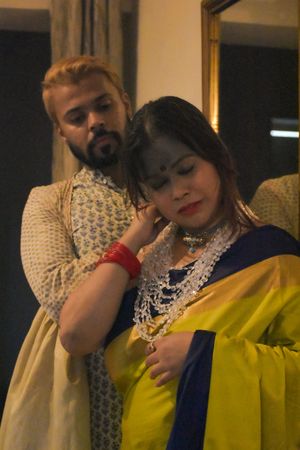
[
  {"xmin": 42, "ymin": 55, "xmax": 124, "ymax": 124},
  {"xmin": 122, "ymin": 95, "xmax": 256, "ymax": 232}
]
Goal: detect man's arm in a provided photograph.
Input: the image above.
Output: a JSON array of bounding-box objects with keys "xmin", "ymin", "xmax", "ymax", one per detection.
[
  {"xmin": 21, "ymin": 184, "xmax": 101, "ymax": 323},
  {"xmin": 250, "ymin": 179, "xmax": 293, "ymax": 234}
]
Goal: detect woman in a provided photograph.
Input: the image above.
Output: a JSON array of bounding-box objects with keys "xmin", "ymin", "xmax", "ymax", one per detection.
[{"xmin": 60, "ymin": 97, "xmax": 300, "ymax": 450}]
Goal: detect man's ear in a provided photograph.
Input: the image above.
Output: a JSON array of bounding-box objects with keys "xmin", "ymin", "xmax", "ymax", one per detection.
[
  {"xmin": 56, "ymin": 124, "xmax": 67, "ymax": 142},
  {"xmin": 122, "ymin": 92, "xmax": 133, "ymax": 119}
]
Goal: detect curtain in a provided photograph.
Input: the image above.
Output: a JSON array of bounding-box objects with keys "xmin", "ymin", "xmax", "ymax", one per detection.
[{"xmin": 49, "ymin": 0, "xmax": 123, "ymax": 182}]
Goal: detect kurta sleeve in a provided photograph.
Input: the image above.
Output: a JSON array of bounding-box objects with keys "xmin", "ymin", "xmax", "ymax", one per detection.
[
  {"xmin": 250, "ymin": 175, "xmax": 298, "ymax": 239},
  {"xmin": 20, "ymin": 184, "xmax": 102, "ymax": 322}
]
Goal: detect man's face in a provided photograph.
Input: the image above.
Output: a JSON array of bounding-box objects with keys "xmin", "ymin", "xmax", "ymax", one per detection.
[{"xmin": 52, "ymin": 72, "xmax": 131, "ymax": 173}]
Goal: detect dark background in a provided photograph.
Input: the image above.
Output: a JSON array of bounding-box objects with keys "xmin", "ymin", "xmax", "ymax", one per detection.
[
  {"xmin": 0, "ymin": 30, "xmax": 52, "ymax": 418},
  {"xmin": 220, "ymin": 44, "xmax": 298, "ymax": 202}
]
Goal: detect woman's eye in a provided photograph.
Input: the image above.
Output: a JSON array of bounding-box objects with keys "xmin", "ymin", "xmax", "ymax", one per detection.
[
  {"xmin": 178, "ymin": 165, "xmax": 194, "ymax": 175},
  {"xmin": 149, "ymin": 179, "xmax": 167, "ymax": 190}
]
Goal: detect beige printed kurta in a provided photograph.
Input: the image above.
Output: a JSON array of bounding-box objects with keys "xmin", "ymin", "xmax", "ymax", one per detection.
[
  {"xmin": 250, "ymin": 173, "xmax": 298, "ymax": 239},
  {"xmin": 0, "ymin": 167, "xmax": 132, "ymax": 450}
]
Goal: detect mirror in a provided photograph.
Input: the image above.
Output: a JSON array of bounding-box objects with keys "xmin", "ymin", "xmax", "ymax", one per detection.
[{"xmin": 201, "ymin": 0, "xmax": 299, "ymax": 238}]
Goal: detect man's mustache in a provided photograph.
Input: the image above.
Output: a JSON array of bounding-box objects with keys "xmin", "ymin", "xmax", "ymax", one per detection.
[
  {"xmin": 89, "ymin": 125, "xmax": 110, "ymax": 145},
  {"xmin": 93, "ymin": 125, "xmax": 109, "ymax": 138},
  {"xmin": 89, "ymin": 128, "xmax": 122, "ymax": 151}
]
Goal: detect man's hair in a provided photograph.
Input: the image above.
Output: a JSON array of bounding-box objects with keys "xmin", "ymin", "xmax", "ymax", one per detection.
[
  {"xmin": 123, "ymin": 96, "xmax": 256, "ymax": 233},
  {"xmin": 42, "ymin": 55, "xmax": 124, "ymax": 124}
]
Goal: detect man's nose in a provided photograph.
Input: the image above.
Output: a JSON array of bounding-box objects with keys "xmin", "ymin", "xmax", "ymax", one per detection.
[{"xmin": 88, "ymin": 111, "xmax": 105, "ymax": 132}]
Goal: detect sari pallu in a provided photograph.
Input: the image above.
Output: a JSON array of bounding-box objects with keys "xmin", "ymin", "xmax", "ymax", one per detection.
[{"xmin": 104, "ymin": 226, "xmax": 300, "ymax": 450}]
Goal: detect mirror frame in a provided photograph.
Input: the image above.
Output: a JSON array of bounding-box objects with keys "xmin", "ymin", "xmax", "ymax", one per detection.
[{"xmin": 201, "ymin": 0, "xmax": 300, "ymax": 238}]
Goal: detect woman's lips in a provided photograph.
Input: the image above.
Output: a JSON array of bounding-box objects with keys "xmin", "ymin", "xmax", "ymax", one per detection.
[{"xmin": 178, "ymin": 200, "xmax": 202, "ymax": 215}]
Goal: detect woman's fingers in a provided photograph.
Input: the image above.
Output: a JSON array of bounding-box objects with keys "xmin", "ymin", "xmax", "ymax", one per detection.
[
  {"xmin": 154, "ymin": 216, "xmax": 170, "ymax": 234},
  {"xmin": 155, "ymin": 371, "xmax": 173, "ymax": 387},
  {"xmin": 145, "ymin": 341, "xmax": 156, "ymax": 356}
]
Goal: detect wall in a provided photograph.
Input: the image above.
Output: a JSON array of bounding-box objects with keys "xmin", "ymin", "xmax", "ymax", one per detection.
[
  {"xmin": 0, "ymin": 0, "xmax": 49, "ymax": 32},
  {"xmin": 136, "ymin": 0, "xmax": 203, "ymax": 110},
  {"xmin": 0, "ymin": 0, "xmax": 48, "ymax": 9}
]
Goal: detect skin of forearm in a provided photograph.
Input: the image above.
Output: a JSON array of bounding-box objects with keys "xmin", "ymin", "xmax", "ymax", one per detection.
[{"xmin": 59, "ymin": 228, "xmax": 145, "ymax": 356}]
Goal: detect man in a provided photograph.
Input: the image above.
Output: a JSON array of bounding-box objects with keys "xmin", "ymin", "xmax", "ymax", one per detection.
[{"xmin": 0, "ymin": 55, "xmax": 133, "ymax": 450}]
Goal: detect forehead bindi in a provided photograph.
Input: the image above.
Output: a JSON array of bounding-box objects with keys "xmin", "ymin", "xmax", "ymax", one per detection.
[
  {"xmin": 141, "ymin": 153, "xmax": 194, "ymax": 181},
  {"xmin": 140, "ymin": 137, "xmax": 196, "ymax": 178}
]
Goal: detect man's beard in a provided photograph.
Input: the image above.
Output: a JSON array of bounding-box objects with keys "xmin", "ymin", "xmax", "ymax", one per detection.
[{"xmin": 67, "ymin": 129, "xmax": 123, "ymax": 170}]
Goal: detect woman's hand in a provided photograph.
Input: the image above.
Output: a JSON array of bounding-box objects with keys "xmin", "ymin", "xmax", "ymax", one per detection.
[
  {"xmin": 120, "ymin": 204, "xmax": 169, "ymax": 254},
  {"xmin": 144, "ymin": 332, "xmax": 194, "ymax": 387}
]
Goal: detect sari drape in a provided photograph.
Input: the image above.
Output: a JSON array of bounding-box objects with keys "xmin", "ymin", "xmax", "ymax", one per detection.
[{"xmin": 104, "ymin": 226, "xmax": 300, "ymax": 450}]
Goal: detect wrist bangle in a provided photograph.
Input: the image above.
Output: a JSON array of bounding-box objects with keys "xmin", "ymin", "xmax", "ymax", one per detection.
[{"xmin": 96, "ymin": 241, "xmax": 141, "ymax": 280}]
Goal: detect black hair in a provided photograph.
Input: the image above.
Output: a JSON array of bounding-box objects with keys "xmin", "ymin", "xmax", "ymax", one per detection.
[{"xmin": 122, "ymin": 96, "xmax": 256, "ymax": 232}]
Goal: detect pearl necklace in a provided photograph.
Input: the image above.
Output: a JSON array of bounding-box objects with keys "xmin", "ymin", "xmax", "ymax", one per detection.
[{"xmin": 134, "ymin": 222, "xmax": 238, "ymax": 343}]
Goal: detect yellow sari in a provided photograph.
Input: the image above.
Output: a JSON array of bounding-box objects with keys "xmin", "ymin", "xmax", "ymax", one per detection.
[{"xmin": 104, "ymin": 226, "xmax": 300, "ymax": 450}]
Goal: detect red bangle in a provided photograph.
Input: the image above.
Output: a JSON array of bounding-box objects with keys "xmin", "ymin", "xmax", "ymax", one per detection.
[{"xmin": 96, "ymin": 241, "xmax": 141, "ymax": 280}]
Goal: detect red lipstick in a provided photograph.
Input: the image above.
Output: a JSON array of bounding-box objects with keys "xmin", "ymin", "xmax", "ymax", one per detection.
[{"xmin": 178, "ymin": 201, "xmax": 202, "ymax": 215}]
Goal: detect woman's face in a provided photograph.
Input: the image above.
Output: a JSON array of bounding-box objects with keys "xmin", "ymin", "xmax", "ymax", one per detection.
[{"xmin": 140, "ymin": 136, "xmax": 222, "ymax": 233}]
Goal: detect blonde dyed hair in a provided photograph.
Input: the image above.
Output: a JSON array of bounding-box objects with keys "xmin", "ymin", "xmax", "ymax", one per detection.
[{"xmin": 42, "ymin": 55, "xmax": 124, "ymax": 124}]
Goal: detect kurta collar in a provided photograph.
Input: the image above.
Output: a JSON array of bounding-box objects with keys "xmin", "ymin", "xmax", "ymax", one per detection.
[{"xmin": 74, "ymin": 166, "xmax": 126, "ymax": 196}]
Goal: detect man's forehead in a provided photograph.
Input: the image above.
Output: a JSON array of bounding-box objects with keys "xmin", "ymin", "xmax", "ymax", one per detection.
[
  {"xmin": 54, "ymin": 74, "xmax": 116, "ymax": 98},
  {"xmin": 52, "ymin": 78, "xmax": 118, "ymax": 119}
]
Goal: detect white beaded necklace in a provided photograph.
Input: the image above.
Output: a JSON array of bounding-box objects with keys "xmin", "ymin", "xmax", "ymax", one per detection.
[{"xmin": 134, "ymin": 222, "xmax": 238, "ymax": 343}]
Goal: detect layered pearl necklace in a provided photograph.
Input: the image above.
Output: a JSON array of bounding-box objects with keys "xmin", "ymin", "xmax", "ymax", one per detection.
[{"xmin": 134, "ymin": 222, "xmax": 238, "ymax": 343}]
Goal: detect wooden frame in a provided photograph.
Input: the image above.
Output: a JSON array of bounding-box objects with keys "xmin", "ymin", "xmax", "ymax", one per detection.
[
  {"xmin": 201, "ymin": 0, "xmax": 239, "ymax": 131},
  {"xmin": 201, "ymin": 0, "xmax": 300, "ymax": 238}
]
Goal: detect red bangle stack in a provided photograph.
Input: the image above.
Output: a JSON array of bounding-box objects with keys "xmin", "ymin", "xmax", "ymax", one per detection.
[{"xmin": 96, "ymin": 241, "xmax": 141, "ymax": 280}]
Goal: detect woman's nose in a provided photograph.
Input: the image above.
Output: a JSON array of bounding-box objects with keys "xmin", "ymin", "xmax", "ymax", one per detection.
[{"xmin": 172, "ymin": 181, "xmax": 189, "ymax": 200}]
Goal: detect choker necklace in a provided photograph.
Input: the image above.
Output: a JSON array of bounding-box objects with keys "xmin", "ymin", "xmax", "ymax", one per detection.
[{"xmin": 178, "ymin": 220, "xmax": 225, "ymax": 253}]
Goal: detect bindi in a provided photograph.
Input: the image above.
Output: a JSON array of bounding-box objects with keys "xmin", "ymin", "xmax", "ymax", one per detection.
[{"xmin": 159, "ymin": 164, "xmax": 167, "ymax": 172}]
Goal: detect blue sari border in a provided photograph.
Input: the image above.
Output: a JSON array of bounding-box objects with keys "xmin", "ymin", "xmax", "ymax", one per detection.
[{"xmin": 166, "ymin": 330, "xmax": 216, "ymax": 450}]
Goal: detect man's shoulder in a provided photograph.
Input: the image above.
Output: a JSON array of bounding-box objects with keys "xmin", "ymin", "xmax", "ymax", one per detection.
[
  {"xmin": 30, "ymin": 178, "xmax": 72, "ymax": 196},
  {"xmin": 256, "ymin": 174, "xmax": 298, "ymax": 197},
  {"xmin": 25, "ymin": 177, "xmax": 74, "ymax": 213}
]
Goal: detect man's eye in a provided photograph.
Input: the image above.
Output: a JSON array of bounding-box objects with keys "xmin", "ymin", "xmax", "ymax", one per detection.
[
  {"xmin": 69, "ymin": 115, "xmax": 85, "ymax": 125},
  {"xmin": 96, "ymin": 102, "xmax": 111, "ymax": 111}
]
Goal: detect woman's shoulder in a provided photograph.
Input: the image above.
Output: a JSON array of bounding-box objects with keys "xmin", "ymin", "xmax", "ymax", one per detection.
[
  {"xmin": 231, "ymin": 224, "xmax": 300, "ymax": 262},
  {"xmin": 205, "ymin": 225, "xmax": 299, "ymax": 288}
]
